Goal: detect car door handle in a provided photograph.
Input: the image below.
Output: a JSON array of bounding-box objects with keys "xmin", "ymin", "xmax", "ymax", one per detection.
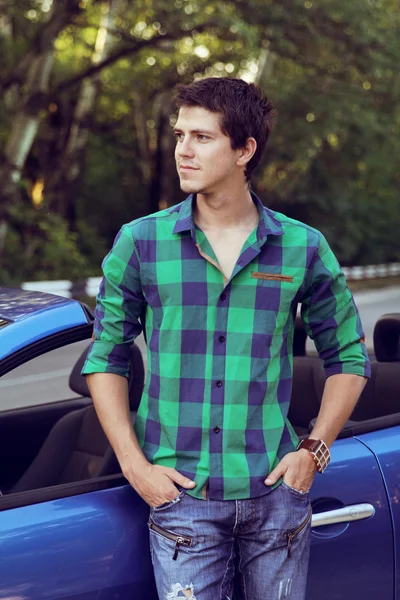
[{"xmin": 311, "ymin": 503, "xmax": 375, "ymax": 527}]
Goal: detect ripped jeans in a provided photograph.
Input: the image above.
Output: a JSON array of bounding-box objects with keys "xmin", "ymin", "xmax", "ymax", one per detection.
[{"xmin": 148, "ymin": 482, "xmax": 311, "ymax": 600}]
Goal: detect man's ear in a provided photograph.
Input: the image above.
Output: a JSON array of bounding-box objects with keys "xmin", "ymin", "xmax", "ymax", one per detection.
[{"xmin": 236, "ymin": 137, "xmax": 257, "ymax": 167}]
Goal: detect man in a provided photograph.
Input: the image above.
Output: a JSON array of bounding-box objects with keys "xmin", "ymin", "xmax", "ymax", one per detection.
[{"xmin": 83, "ymin": 77, "xmax": 370, "ymax": 600}]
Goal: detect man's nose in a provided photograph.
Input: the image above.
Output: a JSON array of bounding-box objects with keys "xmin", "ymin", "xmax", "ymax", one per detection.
[{"xmin": 177, "ymin": 136, "xmax": 194, "ymax": 158}]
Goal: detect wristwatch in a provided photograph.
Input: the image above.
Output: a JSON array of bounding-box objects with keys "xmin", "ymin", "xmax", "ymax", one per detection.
[{"xmin": 297, "ymin": 438, "xmax": 331, "ymax": 473}]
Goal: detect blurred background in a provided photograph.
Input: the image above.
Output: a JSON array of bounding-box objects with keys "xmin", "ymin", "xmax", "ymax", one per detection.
[
  {"xmin": 0, "ymin": 0, "xmax": 399, "ymax": 287},
  {"xmin": 0, "ymin": 0, "xmax": 399, "ymax": 408}
]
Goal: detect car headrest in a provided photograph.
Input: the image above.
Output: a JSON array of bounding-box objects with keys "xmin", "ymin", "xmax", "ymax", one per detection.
[
  {"xmin": 373, "ymin": 313, "xmax": 400, "ymax": 362},
  {"xmin": 69, "ymin": 347, "xmax": 91, "ymax": 397},
  {"xmin": 69, "ymin": 343, "xmax": 145, "ymax": 411}
]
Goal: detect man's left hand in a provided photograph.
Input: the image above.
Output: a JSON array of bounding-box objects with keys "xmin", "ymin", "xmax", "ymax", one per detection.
[{"xmin": 264, "ymin": 449, "xmax": 317, "ymax": 492}]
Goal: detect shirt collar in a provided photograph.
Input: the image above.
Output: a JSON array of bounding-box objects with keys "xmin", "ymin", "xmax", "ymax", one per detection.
[
  {"xmin": 251, "ymin": 192, "xmax": 284, "ymax": 243},
  {"xmin": 172, "ymin": 192, "xmax": 284, "ymax": 242},
  {"xmin": 172, "ymin": 195, "xmax": 196, "ymax": 236}
]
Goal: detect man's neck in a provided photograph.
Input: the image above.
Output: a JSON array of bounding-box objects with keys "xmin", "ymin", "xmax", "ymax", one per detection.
[{"xmin": 194, "ymin": 188, "xmax": 259, "ymax": 232}]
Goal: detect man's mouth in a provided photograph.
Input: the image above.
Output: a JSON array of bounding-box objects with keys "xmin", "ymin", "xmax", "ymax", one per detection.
[{"xmin": 179, "ymin": 165, "xmax": 199, "ymax": 171}]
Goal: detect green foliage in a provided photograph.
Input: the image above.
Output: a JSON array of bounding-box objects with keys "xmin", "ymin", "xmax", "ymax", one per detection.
[
  {"xmin": 0, "ymin": 0, "xmax": 399, "ymax": 283},
  {"xmin": 76, "ymin": 132, "xmax": 149, "ymax": 246},
  {"xmin": 0, "ymin": 201, "xmax": 93, "ymax": 285},
  {"xmin": 249, "ymin": 0, "xmax": 400, "ymax": 265}
]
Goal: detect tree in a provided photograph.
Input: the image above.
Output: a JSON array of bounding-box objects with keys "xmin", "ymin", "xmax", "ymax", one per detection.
[
  {"xmin": 0, "ymin": 0, "xmax": 399, "ymax": 282},
  {"xmin": 0, "ymin": 0, "xmax": 82, "ymax": 217}
]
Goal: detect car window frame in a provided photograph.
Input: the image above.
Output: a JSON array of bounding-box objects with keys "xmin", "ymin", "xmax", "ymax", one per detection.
[
  {"xmin": 0, "ymin": 474, "xmax": 127, "ymax": 512},
  {"xmin": 0, "ymin": 322, "xmax": 93, "ymax": 378}
]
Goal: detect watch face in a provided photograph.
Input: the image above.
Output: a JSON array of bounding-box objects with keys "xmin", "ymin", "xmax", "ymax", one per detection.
[{"xmin": 317, "ymin": 444, "xmax": 331, "ymax": 470}]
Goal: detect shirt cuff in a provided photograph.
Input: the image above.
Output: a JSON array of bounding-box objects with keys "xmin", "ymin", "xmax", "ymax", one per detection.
[
  {"xmin": 325, "ymin": 359, "xmax": 371, "ymax": 379},
  {"xmin": 81, "ymin": 340, "xmax": 131, "ymax": 378}
]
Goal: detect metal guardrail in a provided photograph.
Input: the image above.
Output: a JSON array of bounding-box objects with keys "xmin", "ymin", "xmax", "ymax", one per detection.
[
  {"xmin": 21, "ymin": 277, "xmax": 103, "ymax": 299},
  {"xmin": 20, "ymin": 263, "xmax": 400, "ymax": 299},
  {"xmin": 342, "ymin": 263, "xmax": 400, "ymax": 280}
]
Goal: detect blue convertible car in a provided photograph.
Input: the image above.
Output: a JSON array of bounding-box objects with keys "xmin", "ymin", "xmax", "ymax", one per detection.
[{"xmin": 0, "ymin": 287, "xmax": 399, "ymax": 599}]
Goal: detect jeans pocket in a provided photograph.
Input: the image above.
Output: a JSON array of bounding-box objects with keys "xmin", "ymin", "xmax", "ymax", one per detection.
[
  {"xmin": 284, "ymin": 505, "xmax": 312, "ymax": 558},
  {"xmin": 148, "ymin": 516, "xmax": 193, "ymax": 561},
  {"xmin": 281, "ymin": 480, "xmax": 309, "ymax": 499},
  {"xmin": 152, "ymin": 490, "xmax": 185, "ymax": 512}
]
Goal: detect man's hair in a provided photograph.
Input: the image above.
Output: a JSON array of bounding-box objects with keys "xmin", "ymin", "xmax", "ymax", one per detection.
[{"xmin": 174, "ymin": 77, "xmax": 276, "ymax": 181}]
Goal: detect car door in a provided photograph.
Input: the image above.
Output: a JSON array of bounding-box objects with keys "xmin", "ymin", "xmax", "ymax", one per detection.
[
  {"xmin": 307, "ymin": 435, "xmax": 394, "ymax": 599},
  {"xmin": 0, "ymin": 481, "xmax": 158, "ymax": 600},
  {"xmin": 357, "ymin": 424, "xmax": 400, "ymax": 600},
  {"xmin": 0, "ymin": 437, "xmax": 392, "ymax": 600}
]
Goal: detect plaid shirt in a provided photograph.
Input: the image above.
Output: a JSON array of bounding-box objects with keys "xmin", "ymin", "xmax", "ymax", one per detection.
[{"xmin": 83, "ymin": 193, "xmax": 370, "ymax": 501}]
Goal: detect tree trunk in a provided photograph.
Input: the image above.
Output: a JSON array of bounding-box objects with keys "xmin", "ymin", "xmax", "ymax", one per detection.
[
  {"xmin": 148, "ymin": 107, "xmax": 165, "ymax": 215},
  {"xmin": 0, "ymin": 0, "xmax": 81, "ymax": 256},
  {"xmin": 148, "ymin": 92, "xmax": 177, "ymax": 213},
  {"xmin": 133, "ymin": 93, "xmax": 152, "ymax": 186},
  {"xmin": 159, "ymin": 98, "xmax": 178, "ymax": 209},
  {"xmin": 0, "ymin": 4, "xmax": 18, "ymax": 111},
  {"xmin": 46, "ymin": 0, "xmax": 122, "ymax": 222}
]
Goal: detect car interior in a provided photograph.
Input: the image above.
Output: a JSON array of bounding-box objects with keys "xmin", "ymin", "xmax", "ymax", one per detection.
[
  {"xmin": 289, "ymin": 312, "xmax": 400, "ymax": 435},
  {"xmin": 0, "ymin": 312, "xmax": 399, "ymax": 510}
]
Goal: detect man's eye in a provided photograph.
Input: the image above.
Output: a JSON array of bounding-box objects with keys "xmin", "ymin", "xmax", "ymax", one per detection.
[
  {"xmin": 197, "ymin": 135, "xmax": 209, "ymax": 141},
  {"xmin": 174, "ymin": 133, "xmax": 184, "ymax": 141}
]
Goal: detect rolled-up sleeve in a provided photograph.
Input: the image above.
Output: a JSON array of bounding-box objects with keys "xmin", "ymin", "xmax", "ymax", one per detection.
[
  {"xmin": 300, "ymin": 233, "xmax": 371, "ymax": 379},
  {"xmin": 81, "ymin": 224, "xmax": 145, "ymax": 378}
]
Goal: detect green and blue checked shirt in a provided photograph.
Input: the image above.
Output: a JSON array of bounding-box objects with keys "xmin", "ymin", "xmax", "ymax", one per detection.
[{"xmin": 83, "ymin": 193, "xmax": 370, "ymax": 501}]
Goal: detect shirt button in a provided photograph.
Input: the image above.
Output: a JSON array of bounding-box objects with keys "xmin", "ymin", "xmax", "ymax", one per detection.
[
  {"xmin": 219, "ymin": 335, "xmax": 226, "ymax": 343},
  {"xmin": 213, "ymin": 426, "xmax": 221, "ymax": 433},
  {"xmin": 216, "ymin": 380, "xmax": 223, "ymax": 387},
  {"xmin": 220, "ymin": 293, "xmax": 227, "ymax": 301}
]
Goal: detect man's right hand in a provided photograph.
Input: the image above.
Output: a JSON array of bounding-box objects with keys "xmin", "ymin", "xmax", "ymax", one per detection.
[
  {"xmin": 85, "ymin": 374, "xmax": 194, "ymax": 507},
  {"xmin": 124, "ymin": 460, "xmax": 196, "ymax": 507}
]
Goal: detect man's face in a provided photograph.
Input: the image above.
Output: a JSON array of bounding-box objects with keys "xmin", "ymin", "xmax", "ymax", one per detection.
[{"xmin": 174, "ymin": 106, "xmax": 241, "ymax": 195}]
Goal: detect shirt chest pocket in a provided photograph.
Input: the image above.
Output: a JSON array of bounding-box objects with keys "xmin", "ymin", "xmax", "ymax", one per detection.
[{"xmin": 251, "ymin": 271, "xmax": 298, "ymax": 314}]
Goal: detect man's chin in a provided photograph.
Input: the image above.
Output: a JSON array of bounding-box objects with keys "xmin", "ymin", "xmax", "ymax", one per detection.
[{"xmin": 179, "ymin": 181, "xmax": 203, "ymax": 194}]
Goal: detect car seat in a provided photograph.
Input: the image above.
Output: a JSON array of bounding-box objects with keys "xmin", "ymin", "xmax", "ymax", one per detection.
[
  {"xmin": 10, "ymin": 343, "xmax": 144, "ymax": 494},
  {"xmin": 289, "ymin": 313, "xmax": 400, "ymax": 434}
]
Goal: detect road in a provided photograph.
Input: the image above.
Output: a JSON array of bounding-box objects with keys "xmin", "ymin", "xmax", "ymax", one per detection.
[{"xmin": 1, "ymin": 286, "xmax": 399, "ymax": 411}]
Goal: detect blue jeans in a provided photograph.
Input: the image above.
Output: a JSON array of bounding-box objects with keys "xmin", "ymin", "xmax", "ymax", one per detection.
[{"xmin": 148, "ymin": 482, "xmax": 312, "ymax": 600}]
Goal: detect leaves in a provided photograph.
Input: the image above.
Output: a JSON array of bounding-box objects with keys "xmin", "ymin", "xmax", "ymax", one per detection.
[{"xmin": 0, "ymin": 0, "xmax": 399, "ymax": 283}]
